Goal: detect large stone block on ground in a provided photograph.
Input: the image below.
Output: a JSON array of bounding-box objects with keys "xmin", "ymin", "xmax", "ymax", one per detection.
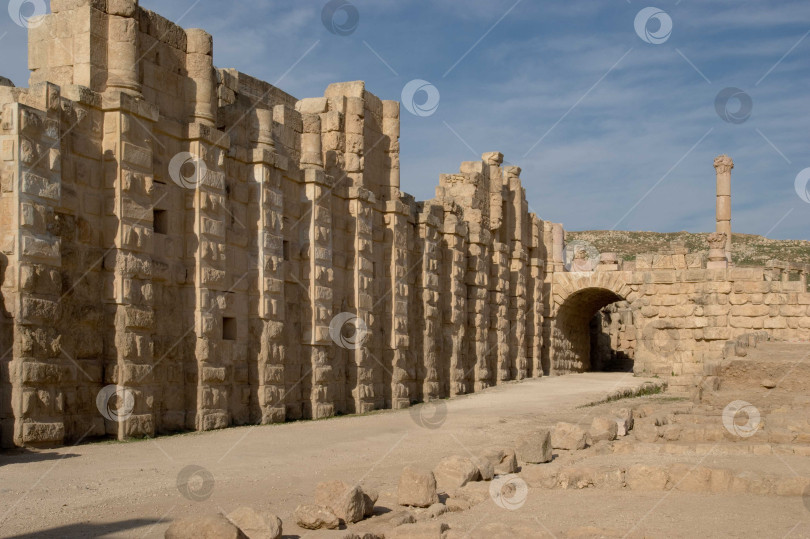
[
  {"xmin": 314, "ymin": 480, "xmax": 366, "ymax": 523},
  {"xmin": 520, "ymin": 463, "xmax": 561, "ymax": 489},
  {"xmin": 226, "ymin": 507, "xmax": 282, "ymax": 539},
  {"xmin": 551, "ymin": 422, "xmax": 588, "ymax": 450},
  {"xmin": 433, "ymin": 455, "xmax": 479, "ymax": 492},
  {"xmin": 480, "ymin": 447, "xmax": 518, "ymax": 475},
  {"xmin": 471, "ymin": 456, "xmax": 494, "ymax": 480},
  {"xmin": 633, "ymin": 422, "xmax": 660, "ymax": 443},
  {"xmin": 165, "ymin": 514, "xmax": 247, "ymax": 539},
  {"xmin": 294, "ymin": 504, "xmax": 339, "ymax": 530},
  {"xmin": 669, "ymin": 464, "xmax": 711, "ymax": 493},
  {"xmin": 398, "ymin": 466, "xmax": 439, "ymax": 507},
  {"xmin": 515, "ymin": 429, "xmax": 553, "ymax": 463},
  {"xmin": 626, "ymin": 464, "xmax": 669, "ymax": 491},
  {"xmin": 445, "ymin": 481, "xmax": 490, "ymax": 512},
  {"xmin": 589, "ymin": 416, "xmax": 618, "ymax": 443}
]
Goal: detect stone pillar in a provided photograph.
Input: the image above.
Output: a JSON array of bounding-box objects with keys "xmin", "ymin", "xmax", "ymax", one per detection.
[
  {"xmin": 185, "ymin": 29, "xmax": 215, "ymax": 126},
  {"xmin": 491, "ymin": 242, "xmax": 509, "ymax": 383},
  {"xmin": 249, "ymin": 108, "xmax": 286, "ymax": 425},
  {"xmin": 301, "ymin": 168, "xmax": 335, "ymax": 420},
  {"xmin": 713, "ymin": 155, "xmax": 734, "ymax": 263},
  {"xmin": 706, "ymin": 232, "xmax": 728, "ymax": 270},
  {"xmin": 103, "ymin": 91, "xmax": 160, "ymax": 440},
  {"xmin": 552, "ymin": 223, "xmax": 564, "ymax": 271},
  {"xmin": 415, "ymin": 205, "xmax": 442, "ymax": 401},
  {"xmin": 348, "ymin": 187, "xmax": 376, "ymax": 413},
  {"xmin": 384, "ymin": 198, "xmax": 412, "ymax": 409},
  {"xmin": 106, "ymin": 0, "xmax": 142, "ymax": 96}
]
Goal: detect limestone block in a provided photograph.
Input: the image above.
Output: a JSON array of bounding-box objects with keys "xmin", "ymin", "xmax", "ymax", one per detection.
[
  {"xmin": 589, "ymin": 416, "xmax": 618, "ymax": 443},
  {"xmin": 515, "ymin": 429, "xmax": 553, "ymax": 463},
  {"xmin": 294, "ymin": 505, "xmax": 339, "ymax": 530},
  {"xmin": 397, "ymin": 466, "xmax": 439, "ymax": 508},
  {"xmin": 551, "ymin": 422, "xmax": 588, "ymax": 450},
  {"xmin": 226, "ymin": 507, "xmax": 282, "ymax": 539},
  {"xmin": 433, "ymin": 455, "xmax": 479, "ymax": 492},
  {"xmin": 626, "ymin": 464, "xmax": 668, "ymax": 491},
  {"xmin": 480, "ymin": 447, "xmax": 518, "ymax": 475}
]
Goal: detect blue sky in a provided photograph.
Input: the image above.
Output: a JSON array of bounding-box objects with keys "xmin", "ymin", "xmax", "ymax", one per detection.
[{"xmin": 2, "ymin": 0, "xmax": 809, "ymax": 239}]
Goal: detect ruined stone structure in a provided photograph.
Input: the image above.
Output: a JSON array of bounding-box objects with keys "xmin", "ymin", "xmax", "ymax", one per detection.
[{"xmin": 0, "ymin": 2, "xmax": 808, "ymax": 448}]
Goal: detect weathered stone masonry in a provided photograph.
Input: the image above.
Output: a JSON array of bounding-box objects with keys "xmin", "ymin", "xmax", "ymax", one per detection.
[{"xmin": 0, "ymin": 1, "xmax": 808, "ymax": 448}]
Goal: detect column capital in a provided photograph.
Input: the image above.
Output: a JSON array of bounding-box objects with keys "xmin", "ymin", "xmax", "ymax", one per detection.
[{"xmin": 713, "ymin": 154, "xmax": 734, "ymax": 174}]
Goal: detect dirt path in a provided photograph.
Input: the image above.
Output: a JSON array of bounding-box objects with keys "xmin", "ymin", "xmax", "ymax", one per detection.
[{"xmin": 0, "ymin": 372, "xmax": 807, "ymax": 538}]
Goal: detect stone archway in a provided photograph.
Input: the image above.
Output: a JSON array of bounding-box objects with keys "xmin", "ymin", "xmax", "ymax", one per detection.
[{"xmin": 547, "ymin": 272, "xmax": 642, "ymax": 375}]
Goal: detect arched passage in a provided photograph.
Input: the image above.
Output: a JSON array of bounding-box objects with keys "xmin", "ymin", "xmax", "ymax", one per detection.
[{"xmin": 550, "ymin": 286, "xmax": 632, "ymax": 374}]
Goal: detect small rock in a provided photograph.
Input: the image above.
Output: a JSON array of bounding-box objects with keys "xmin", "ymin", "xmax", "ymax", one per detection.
[
  {"xmin": 314, "ymin": 480, "xmax": 366, "ymax": 523},
  {"xmin": 551, "ymin": 422, "xmax": 588, "ymax": 450},
  {"xmin": 433, "ymin": 455, "xmax": 479, "ymax": 492},
  {"xmin": 226, "ymin": 507, "xmax": 282, "ymax": 539},
  {"xmin": 165, "ymin": 514, "xmax": 247, "ymax": 539},
  {"xmin": 589, "ymin": 416, "xmax": 618, "ymax": 443},
  {"xmin": 425, "ymin": 503, "xmax": 446, "ymax": 519},
  {"xmin": 398, "ymin": 466, "xmax": 439, "ymax": 507},
  {"xmin": 294, "ymin": 504, "xmax": 340, "ymax": 530},
  {"xmin": 515, "ymin": 429, "xmax": 553, "ymax": 463},
  {"xmin": 762, "ymin": 378, "xmax": 777, "ymax": 389}
]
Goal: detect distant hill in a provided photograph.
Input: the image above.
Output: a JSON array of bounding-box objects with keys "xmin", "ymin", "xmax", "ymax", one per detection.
[{"xmin": 566, "ymin": 231, "xmax": 810, "ymax": 268}]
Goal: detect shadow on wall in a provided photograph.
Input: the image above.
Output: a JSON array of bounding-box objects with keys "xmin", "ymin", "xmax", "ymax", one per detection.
[
  {"xmin": 590, "ymin": 301, "xmax": 635, "ymax": 373},
  {"xmin": 553, "ymin": 287, "xmax": 631, "ymax": 373}
]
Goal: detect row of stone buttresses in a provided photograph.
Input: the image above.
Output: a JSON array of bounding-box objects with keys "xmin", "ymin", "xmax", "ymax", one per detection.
[{"xmin": 0, "ymin": 1, "xmax": 557, "ymax": 447}]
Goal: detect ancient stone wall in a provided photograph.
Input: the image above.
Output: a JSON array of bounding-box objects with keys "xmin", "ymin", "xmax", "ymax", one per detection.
[
  {"xmin": 549, "ymin": 265, "xmax": 810, "ymax": 394},
  {"xmin": 1, "ymin": 1, "xmax": 808, "ymax": 448},
  {"xmin": 0, "ymin": 1, "xmax": 552, "ymax": 448}
]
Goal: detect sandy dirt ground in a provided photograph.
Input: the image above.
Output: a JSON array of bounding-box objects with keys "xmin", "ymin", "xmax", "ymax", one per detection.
[{"xmin": 0, "ymin": 372, "xmax": 808, "ymax": 538}]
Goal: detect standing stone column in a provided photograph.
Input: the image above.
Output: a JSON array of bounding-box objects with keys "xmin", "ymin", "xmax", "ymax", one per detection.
[
  {"xmin": 713, "ymin": 155, "xmax": 734, "ymax": 263},
  {"xmin": 106, "ymin": 0, "xmax": 141, "ymax": 96},
  {"xmin": 185, "ymin": 29, "xmax": 216, "ymax": 126}
]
